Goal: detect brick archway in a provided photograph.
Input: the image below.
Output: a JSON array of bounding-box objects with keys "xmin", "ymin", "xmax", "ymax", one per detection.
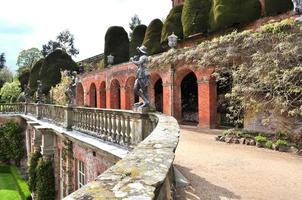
[
  {"xmin": 76, "ymin": 83, "xmax": 84, "ymax": 106},
  {"xmin": 125, "ymin": 76, "xmax": 136, "ymax": 110},
  {"xmin": 89, "ymin": 83, "xmax": 97, "ymax": 107},
  {"xmin": 99, "ymin": 81, "xmax": 106, "ymax": 108},
  {"xmin": 154, "ymin": 78, "xmax": 163, "ymax": 112},
  {"xmin": 110, "ymin": 79, "xmax": 121, "ymax": 109}
]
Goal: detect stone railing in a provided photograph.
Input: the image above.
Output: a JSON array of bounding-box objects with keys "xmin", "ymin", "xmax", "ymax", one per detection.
[
  {"xmin": 64, "ymin": 113, "xmax": 180, "ymax": 199},
  {"xmin": 0, "ymin": 103, "xmax": 159, "ymax": 147}
]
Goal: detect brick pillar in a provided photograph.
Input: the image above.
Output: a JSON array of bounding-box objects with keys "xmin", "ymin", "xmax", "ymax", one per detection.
[
  {"xmin": 198, "ymin": 76, "xmax": 217, "ymax": 128},
  {"xmin": 96, "ymin": 88, "xmax": 101, "ymax": 108},
  {"xmin": 162, "ymin": 83, "xmax": 172, "ymax": 115},
  {"xmin": 120, "ymin": 86, "xmax": 127, "ymax": 110},
  {"xmin": 106, "ymin": 88, "xmax": 110, "ymax": 109},
  {"xmin": 148, "ymin": 86, "xmax": 155, "ymax": 108}
]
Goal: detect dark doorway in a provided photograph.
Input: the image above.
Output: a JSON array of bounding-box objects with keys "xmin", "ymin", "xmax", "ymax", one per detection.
[
  {"xmin": 89, "ymin": 83, "xmax": 97, "ymax": 107},
  {"xmin": 154, "ymin": 78, "xmax": 163, "ymax": 112},
  {"xmin": 181, "ymin": 72, "xmax": 198, "ymax": 123}
]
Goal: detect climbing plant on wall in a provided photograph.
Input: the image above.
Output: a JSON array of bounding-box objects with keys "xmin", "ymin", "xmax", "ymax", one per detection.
[
  {"xmin": 28, "ymin": 150, "xmax": 42, "ymax": 192},
  {"xmin": 36, "ymin": 158, "xmax": 55, "ymax": 200}
]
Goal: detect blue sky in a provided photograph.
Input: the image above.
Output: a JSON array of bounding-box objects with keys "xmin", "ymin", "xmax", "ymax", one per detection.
[{"xmin": 0, "ymin": 0, "xmax": 172, "ymax": 72}]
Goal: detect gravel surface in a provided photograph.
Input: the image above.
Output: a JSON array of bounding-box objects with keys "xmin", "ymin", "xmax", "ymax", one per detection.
[{"xmin": 174, "ymin": 126, "xmax": 302, "ymax": 200}]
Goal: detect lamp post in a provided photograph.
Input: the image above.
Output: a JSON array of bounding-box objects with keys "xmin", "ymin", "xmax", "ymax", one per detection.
[
  {"xmin": 107, "ymin": 54, "xmax": 114, "ymax": 67},
  {"xmin": 168, "ymin": 32, "xmax": 178, "ymax": 49}
]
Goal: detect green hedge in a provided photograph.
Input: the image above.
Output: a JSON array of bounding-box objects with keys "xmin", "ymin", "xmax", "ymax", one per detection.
[
  {"xmin": 143, "ymin": 19, "xmax": 163, "ymax": 55},
  {"xmin": 182, "ymin": 0, "xmax": 211, "ymax": 37},
  {"xmin": 209, "ymin": 0, "xmax": 261, "ymax": 32},
  {"xmin": 0, "ymin": 165, "xmax": 10, "ymax": 173},
  {"xmin": 129, "ymin": 25, "xmax": 147, "ymax": 57},
  {"xmin": 10, "ymin": 166, "xmax": 31, "ymax": 200},
  {"xmin": 104, "ymin": 26, "xmax": 129, "ymax": 66},
  {"xmin": 265, "ymin": 0, "xmax": 293, "ymax": 16},
  {"xmin": 36, "ymin": 158, "xmax": 55, "ymax": 200},
  {"xmin": 28, "ymin": 151, "xmax": 42, "ymax": 192},
  {"xmin": 161, "ymin": 5, "xmax": 184, "ymax": 46},
  {"xmin": 29, "ymin": 59, "xmax": 44, "ymax": 93}
]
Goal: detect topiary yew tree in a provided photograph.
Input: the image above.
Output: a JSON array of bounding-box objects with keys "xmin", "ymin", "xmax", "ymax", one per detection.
[
  {"xmin": 28, "ymin": 151, "xmax": 42, "ymax": 192},
  {"xmin": 129, "ymin": 25, "xmax": 147, "ymax": 57},
  {"xmin": 143, "ymin": 19, "xmax": 163, "ymax": 55},
  {"xmin": 181, "ymin": 0, "xmax": 211, "ymax": 38},
  {"xmin": 265, "ymin": 0, "xmax": 293, "ymax": 16},
  {"xmin": 209, "ymin": 0, "xmax": 261, "ymax": 32},
  {"xmin": 36, "ymin": 158, "xmax": 55, "ymax": 200},
  {"xmin": 161, "ymin": 5, "xmax": 184, "ymax": 47},
  {"xmin": 104, "ymin": 26, "xmax": 129, "ymax": 66}
]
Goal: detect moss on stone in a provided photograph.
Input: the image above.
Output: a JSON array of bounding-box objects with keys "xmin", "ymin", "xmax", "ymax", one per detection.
[
  {"xmin": 181, "ymin": 0, "xmax": 211, "ymax": 38},
  {"xmin": 209, "ymin": 0, "xmax": 261, "ymax": 32},
  {"xmin": 161, "ymin": 5, "xmax": 184, "ymax": 46},
  {"xmin": 265, "ymin": 0, "xmax": 293, "ymax": 16},
  {"xmin": 104, "ymin": 26, "xmax": 129, "ymax": 66},
  {"xmin": 143, "ymin": 19, "xmax": 164, "ymax": 55},
  {"xmin": 130, "ymin": 25, "xmax": 147, "ymax": 57}
]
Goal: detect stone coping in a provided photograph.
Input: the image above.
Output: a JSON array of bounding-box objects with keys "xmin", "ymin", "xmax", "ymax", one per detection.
[
  {"xmin": 0, "ymin": 114, "xmax": 128, "ymax": 159},
  {"xmin": 64, "ymin": 113, "xmax": 180, "ymax": 200}
]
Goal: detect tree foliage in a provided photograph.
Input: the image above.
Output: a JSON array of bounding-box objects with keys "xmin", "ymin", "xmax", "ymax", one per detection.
[
  {"xmin": 181, "ymin": 0, "xmax": 211, "ymax": 37},
  {"xmin": 36, "ymin": 158, "xmax": 55, "ymax": 200},
  {"xmin": 28, "ymin": 151, "xmax": 42, "ymax": 192},
  {"xmin": 161, "ymin": 5, "xmax": 184, "ymax": 47},
  {"xmin": 104, "ymin": 26, "xmax": 129, "ymax": 65},
  {"xmin": 17, "ymin": 48, "xmax": 43, "ymax": 70},
  {"xmin": 143, "ymin": 19, "xmax": 163, "ymax": 55},
  {"xmin": 150, "ymin": 19, "xmax": 302, "ymax": 127},
  {"xmin": 0, "ymin": 80, "xmax": 22, "ymax": 103},
  {"xmin": 129, "ymin": 14, "xmax": 142, "ymax": 39},
  {"xmin": 0, "ymin": 121, "xmax": 25, "ymax": 166},
  {"xmin": 42, "ymin": 30, "xmax": 79, "ymax": 57},
  {"xmin": 129, "ymin": 25, "xmax": 147, "ymax": 57},
  {"xmin": 49, "ymin": 72, "xmax": 70, "ymax": 105},
  {"xmin": 0, "ymin": 67, "xmax": 13, "ymax": 89},
  {"xmin": 0, "ymin": 53, "xmax": 5, "ymax": 69}
]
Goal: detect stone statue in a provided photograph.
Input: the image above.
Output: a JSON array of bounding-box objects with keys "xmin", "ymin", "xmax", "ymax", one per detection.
[
  {"xmin": 36, "ymin": 80, "xmax": 43, "ymax": 104},
  {"xmin": 24, "ymin": 85, "xmax": 32, "ymax": 103},
  {"xmin": 65, "ymin": 71, "xmax": 78, "ymax": 105},
  {"xmin": 131, "ymin": 45, "xmax": 150, "ymax": 108},
  {"xmin": 293, "ymin": 0, "xmax": 302, "ymax": 21}
]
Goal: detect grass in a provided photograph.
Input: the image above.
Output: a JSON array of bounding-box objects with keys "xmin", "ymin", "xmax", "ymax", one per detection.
[{"xmin": 0, "ymin": 165, "xmax": 31, "ymax": 200}]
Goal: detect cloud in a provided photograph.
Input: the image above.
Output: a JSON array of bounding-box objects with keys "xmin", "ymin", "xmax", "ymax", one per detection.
[{"xmin": 0, "ymin": 0, "xmax": 172, "ymax": 72}]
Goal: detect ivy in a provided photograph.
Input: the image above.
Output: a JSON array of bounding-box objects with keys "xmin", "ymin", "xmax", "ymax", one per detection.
[
  {"xmin": 36, "ymin": 158, "xmax": 55, "ymax": 200},
  {"xmin": 28, "ymin": 151, "xmax": 42, "ymax": 192}
]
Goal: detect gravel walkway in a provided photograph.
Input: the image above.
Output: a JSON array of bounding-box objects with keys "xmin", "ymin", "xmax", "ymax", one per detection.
[{"xmin": 174, "ymin": 126, "xmax": 302, "ymax": 200}]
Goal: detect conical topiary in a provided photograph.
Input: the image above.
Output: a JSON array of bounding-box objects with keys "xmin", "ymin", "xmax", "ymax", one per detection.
[
  {"xmin": 143, "ymin": 19, "xmax": 163, "ymax": 55},
  {"xmin": 129, "ymin": 25, "xmax": 147, "ymax": 57},
  {"xmin": 161, "ymin": 5, "xmax": 184, "ymax": 47},
  {"xmin": 265, "ymin": 0, "xmax": 293, "ymax": 16},
  {"xmin": 209, "ymin": 0, "xmax": 261, "ymax": 32},
  {"xmin": 104, "ymin": 26, "xmax": 129, "ymax": 65},
  {"xmin": 181, "ymin": 0, "xmax": 211, "ymax": 38}
]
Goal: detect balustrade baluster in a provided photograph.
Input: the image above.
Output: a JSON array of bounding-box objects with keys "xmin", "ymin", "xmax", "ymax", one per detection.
[
  {"xmin": 111, "ymin": 113, "xmax": 117, "ymax": 143},
  {"xmin": 120, "ymin": 115, "xmax": 126, "ymax": 145},
  {"xmin": 107, "ymin": 112, "xmax": 112, "ymax": 141},
  {"xmin": 100, "ymin": 111, "xmax": 104, "ymax": 138},
  {"xmin": 116, "ymin": 114, "xmax": 121, "ymax": 144},
  {"xmin": 125, "ymin": 116, "xmax": 131, "ymax": 146},
  {"xmin": 103, "ymin": 112, "xmax": 108, "ymax": 141}
]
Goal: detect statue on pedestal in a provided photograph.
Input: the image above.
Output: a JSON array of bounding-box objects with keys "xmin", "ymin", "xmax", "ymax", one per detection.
[
  {"xmin": 36, "ymin": 80, "xmax": 43, "ymax": 104},
  {"xmin": 65, "ymin": 71, "xmax": 78, "ymax": 105},
  {"xmin": 131, "ymin": 45, "xmax": 150, "ymax": 108}
]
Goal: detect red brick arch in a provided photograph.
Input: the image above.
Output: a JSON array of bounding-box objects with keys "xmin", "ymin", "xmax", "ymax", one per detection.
[
  {"xmin": 99, "ymin": 81, "xmax": 106, "ymax": 108},
  {"xmin": 76, "ymin": 82, "xmax": 84, "ymax": 106},
  {"xmin": 110, "ymin": 79, "xmax": 121, "ymax": 109},
  {"xmin": 89, "ymin": 83, "xmax": 97, "ymax": 107}
]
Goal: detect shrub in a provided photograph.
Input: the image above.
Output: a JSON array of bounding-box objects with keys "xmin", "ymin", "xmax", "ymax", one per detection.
[
  {"xmin": 129, "ymin": 25, "xmax": 147, "ymax": 57},
  {"xmin": 265, "ymin": 140, "xmax": 273, "ymax": 149},
  {"xmin": 0, "ymin": 81, "xmax": 22, "ymax": 103},
  {"xmin": 275, "ymin": 139, "xmax": 288, "ymax": 147},
  {"xmin": 265, "ymin": 0, "xmax": 293, "ymax": 16},
  {"xmin": 181, "ymin": 0, "xmax": 210, "ymax": 38},
  {"xmin": 28, "ymin": 151, "xmax": 42, "ymax": 192},
  {"xmin": 161, "ymin": 5, "xmax": 184, "ymax": 46},
  {"xmin": 255, "ymin": 135, "xmax": 267, "ymax": 143},
  {"xmin": 209, "ymin": 0, "xmax": 261, "ymax": 32},
  {"xmin": 143, "ymin": 19, "xmax": 164, "ymax": 55},
  {"xmin": 104, "ymin": 26, "xmax": 129, "ymax": 66},
  {"xmin": 276, "ymin": 131, "xmax": 289, "ymax": 140},
  {"xmin": 36, "ymin": 158, "xmax": 55, "ymax": 200}
]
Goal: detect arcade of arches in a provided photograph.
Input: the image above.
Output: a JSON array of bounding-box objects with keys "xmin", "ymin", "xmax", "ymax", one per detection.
[{"xmin": 76, "ymin": 62, "xmax": 217, "ymax": 128}]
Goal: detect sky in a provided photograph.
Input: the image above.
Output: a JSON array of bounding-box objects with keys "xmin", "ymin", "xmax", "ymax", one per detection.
[{"xmin": 0, "ymin": 0, "xmax": 172, "ymax": 72}]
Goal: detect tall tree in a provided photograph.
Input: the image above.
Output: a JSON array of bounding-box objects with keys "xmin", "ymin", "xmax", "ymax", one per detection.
[
  {"xmin": 41, "ymin": 30, "xmax": 79, "ymax": 57},
  {"xmin": 129, "ymin": 14, "xmax": 141, "ymax": 40},
  {"xmin": 17, "ymin": 48, "xmax": 43, "ymax": 70},
  {"xmin": 0, "ymin": 67, "xmax": 13, "ymax": 89},
  {"xmin": 0, "ymin": 53, "xmax": 6, "ymax": 69}
]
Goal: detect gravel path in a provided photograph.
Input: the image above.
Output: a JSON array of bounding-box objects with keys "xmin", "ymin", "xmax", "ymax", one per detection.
[{"xmin": 174, "ymin": 126, "xmax": 302, "ymax": 200}]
